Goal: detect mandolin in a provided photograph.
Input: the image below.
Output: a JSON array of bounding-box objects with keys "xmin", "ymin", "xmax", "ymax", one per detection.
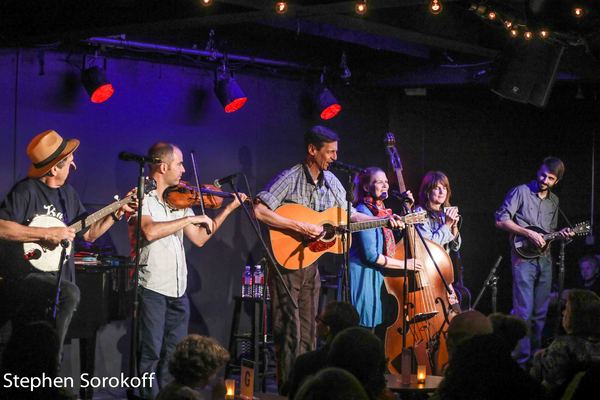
[{"xmin": 512, "ymin": 221, "xmax": 590, "ymax": 259}]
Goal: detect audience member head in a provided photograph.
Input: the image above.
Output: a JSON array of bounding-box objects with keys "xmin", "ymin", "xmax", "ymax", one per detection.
[
  {"xmin": 317, "ymin": 301, "xmax": 360, "ymax": 342},
  {"xmin": 446, "ymin": 310, "xmax": 493, "ymax": 357},
  {"xmin": 327, "ymin": 327, "xmax": 386, "ymax": 400},
  {"xmin": 437, "ymin": 334, "xmax": 544, "ymax": 400},
  {"xmin": 168, "ymin": 334, "xmax": 230, "ymax": 387},
  {"xmin": 1, "ymin": 320, "xmax": 59, "ymax": 378},
  {"xmin": 488, "ymin": 313, "xmax": 528, "ymax": 352},
  {"xmin": 562, "ymin": 289, "xmax": 600, "ymax": 336},
  {"xmin": 579, "ymin": 255, "xmax": 600, "ymax": 284},
  {"xmin": 294, "ymin": 367, "xmax": 369, "ymax": 400}
]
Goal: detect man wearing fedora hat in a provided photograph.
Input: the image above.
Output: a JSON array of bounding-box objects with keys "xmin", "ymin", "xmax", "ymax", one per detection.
[{"xmin": 0, "ymin": 129, "xmax": 135, "ymax": 360}]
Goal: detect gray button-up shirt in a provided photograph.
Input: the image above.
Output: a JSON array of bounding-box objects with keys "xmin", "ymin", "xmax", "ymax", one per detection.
[
  {"xmin": 257, "ymin": 163, "xmax": 353, "ymax": 212},
  {"xmin": 134, "ymin": 190, "xmax": 194, "ymax": 298},
  {"xmin": 495, "ymin": 181, "xmax": 559, "ymax": 257}
]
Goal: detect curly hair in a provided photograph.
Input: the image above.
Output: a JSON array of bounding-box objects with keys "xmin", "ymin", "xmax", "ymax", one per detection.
[{"xmin": 168, "ymin": 334, "xmax": 230, "ymax": 387}]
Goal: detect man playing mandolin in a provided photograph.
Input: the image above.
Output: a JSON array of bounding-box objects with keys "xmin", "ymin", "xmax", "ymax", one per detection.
[
  {"xmin": 0, "ymin": 129, "xmax": 136, "ymax": 362},
  {"xmin": 253, "ymin": 126, "xmax": 405, "ymax": 394},
  {"xmin": 495, "ymin": 156, "xmax": 574, "ymax": 368}
]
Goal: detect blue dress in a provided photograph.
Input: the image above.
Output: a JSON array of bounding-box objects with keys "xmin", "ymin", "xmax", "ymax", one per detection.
[{"xmin": 349, "ymin": 203, "xmax": 386, "ymax": 328}]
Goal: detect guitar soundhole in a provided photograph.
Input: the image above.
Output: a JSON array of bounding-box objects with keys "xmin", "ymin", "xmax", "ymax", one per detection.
[{"xmin": 322, "ymin": 224, "xmax": 336, "ymax": 241}]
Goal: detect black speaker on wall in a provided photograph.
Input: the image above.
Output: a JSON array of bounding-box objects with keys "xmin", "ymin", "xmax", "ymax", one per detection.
[{"xmin": 490, "ymin": 40, "xmax": 565, "ymax": 107}]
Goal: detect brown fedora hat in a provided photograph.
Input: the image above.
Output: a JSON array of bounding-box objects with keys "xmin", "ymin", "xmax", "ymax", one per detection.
[{"xmin": 27, "ymin": 130, "xmax": 80, "ymax": 178}]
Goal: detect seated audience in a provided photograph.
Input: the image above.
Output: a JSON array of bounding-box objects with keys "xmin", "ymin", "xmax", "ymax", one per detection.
[
  {"xmin": 488, "ymin": 312, "xmax": 528, "ymax": 353},
  {"xmin": 435, "ymin": 334, "xmax": 544, "ymax": 400},
  {"xmin": 287, "ymin": 301, "xmax": 359, "ymax": 399},
  {"xmin": 531, "ymin": 289, "xmax": 600, "ymax": 398},
  {"xmin": 446, "ymin": 309, "xmax": 493, "ymax": 359},
  {"xmin": 294, "ymin": 367, "xmax": 369, "ymax": 400},
  {"xmin": 156, "ymin": 334, "xmax": 230, "ymax": 400},
  {"xmin": 327, "ymin": 327, "xmax": 391, "ymax": 400},
  {"xmin": 577, "ymin": 255, "xmax": 600, "ymax": 295}
]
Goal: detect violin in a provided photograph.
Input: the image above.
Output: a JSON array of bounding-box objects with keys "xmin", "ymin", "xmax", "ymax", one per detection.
[{"xmin": 163, "ymin": 180, "xmax": 240, "ymax": 210}]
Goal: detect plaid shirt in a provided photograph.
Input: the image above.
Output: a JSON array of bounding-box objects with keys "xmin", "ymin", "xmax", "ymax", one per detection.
[{"xmin": 257, "ymin": 163, "xmax": 353, "ymax": 212}]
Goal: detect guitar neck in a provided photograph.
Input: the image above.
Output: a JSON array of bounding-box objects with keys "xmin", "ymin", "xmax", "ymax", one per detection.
[
  {"xmin": 349, "ymin": 217, "xmax": 390, "ymax": 232},
  {"xmin": 69, "ymin": 197, "xmax": 130, "ymax": 233}
]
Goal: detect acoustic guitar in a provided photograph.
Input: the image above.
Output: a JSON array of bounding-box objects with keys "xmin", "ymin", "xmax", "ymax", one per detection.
[
  {"xmin": 268, "ymin": 203, "xmax": 426, "ymax": 269},
  {"xmin": 512, "ymin": 220, "xmax": 590, "ymax": 259},
  {"xmin": 23, "ymin": 178, "xmax": 156, "ymax": 272}
]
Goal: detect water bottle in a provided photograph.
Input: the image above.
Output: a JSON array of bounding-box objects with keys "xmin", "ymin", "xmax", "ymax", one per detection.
[
  {"xmin": 253, "ymin": 265, "xmax": 264, "ymax": 298},
  {"xmin": 241, "ymin": 265, "xmax": 253, "ymax": 298}
]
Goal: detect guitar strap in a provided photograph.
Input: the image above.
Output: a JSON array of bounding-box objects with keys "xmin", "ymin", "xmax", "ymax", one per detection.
[{"xmin": 547, "ymin": 189, "xmax": 574, "ymax": 229}]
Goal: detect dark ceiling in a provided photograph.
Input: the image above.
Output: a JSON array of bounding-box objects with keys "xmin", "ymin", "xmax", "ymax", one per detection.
[{"xmin": 1, "ymin": 0, "xmax": 599, "ymax": 87}]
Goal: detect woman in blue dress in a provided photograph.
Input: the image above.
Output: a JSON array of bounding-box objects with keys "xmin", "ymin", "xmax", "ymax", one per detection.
[{"xmin": 349, "ymin": 167, "xmax": 421, "ymax": 329}]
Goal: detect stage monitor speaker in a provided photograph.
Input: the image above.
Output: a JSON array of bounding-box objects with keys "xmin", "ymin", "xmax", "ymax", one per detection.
[{"xmin": 490, "ymin": 40, "xmax": 565, "ymax": 107}]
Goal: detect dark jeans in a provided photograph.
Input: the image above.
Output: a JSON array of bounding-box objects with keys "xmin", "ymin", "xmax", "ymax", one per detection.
[
  {"xmin": 511, "ymin": 256, "xmax": 552, "ymax": 366},
  {"xmin": 138, "ymin": 286, "xmax": 189, "ymax": 400},
  {"xmin": 13, "ymin": 272, "xmax": 80, "ymax": 359},
  {"xmin": 269, "ymin": 263, "xmax": 321, "ymax": 394}
]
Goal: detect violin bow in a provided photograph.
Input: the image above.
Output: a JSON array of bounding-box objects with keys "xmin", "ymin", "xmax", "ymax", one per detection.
[{"xmin": 190, "ymin": 151, "xmax": 212, "ymax": 234}]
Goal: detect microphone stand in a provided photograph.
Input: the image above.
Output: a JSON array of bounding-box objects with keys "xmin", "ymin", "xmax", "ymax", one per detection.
[
  {"xmin": 472, "ymin": 256, "xmax": 503, "ymax": 312},
  {"xmin": 50, "ymin": 242, "xmax": 69, "ymax": 321},
  {"xmin": 553, "ymin": 240, "xmax": 567, "ymax": 336},
  {"xmin": 127, "ymin": 160, "xmax": 148, "ymax": 400},
  {"xmin": 225, "ymin": 178, "xmax": 297, "ymax": 310},
  {"xmin": 340, "ymin": 173, "xmax": 354, "ymax": 303}
]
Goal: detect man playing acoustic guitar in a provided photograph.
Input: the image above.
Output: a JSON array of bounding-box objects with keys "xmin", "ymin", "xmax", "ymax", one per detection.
[
  {"xmin": 254, "ymin": 126, "xmax": 411, "ymax": 393},
  {"xmin": 495, "ymin": 156, "xmax": 574, "ymax": 368}
]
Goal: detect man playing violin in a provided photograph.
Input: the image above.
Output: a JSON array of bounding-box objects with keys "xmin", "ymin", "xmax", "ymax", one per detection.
[
  {"xmin": 495, "ymin": 157, "xmax": 574, "ymax": 368},
  {"xmin": 0, "ymin": 129, "xmax": 135, "ymax": 364},
  {"xmin": 253, "ymin": 126, "xmax": 405, "ymax": 394},
  {"xmin": 128, "ymin": 142, "xmax": 247, "ymax": 399}
]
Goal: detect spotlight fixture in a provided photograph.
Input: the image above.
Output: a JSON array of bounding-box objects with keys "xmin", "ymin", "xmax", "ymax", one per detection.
[
  {"xmin": 317, "ymin": 87, "xmax": 342, "ymax": 120},
  {"xmin": 275, "ymin": 1, "xmax": 288, "ymax": 14},
  {"xmin": 355, "ymin": 1, "xmax": 367, "ymax": 15},
  {"xmin": 81, "ymin": 66, "xmax": 114, "ymax": 104},
  {"xmin": 316, "ymin": 67, "xmax": 341, "ymax": 120},
  {"xmin": 200, "ymin": 0, "xmax": 213, "ymax": 7},
  {"xmin": 429, "ymin": 0, "xmax": 443, "ymax": 15},
  {"xmin": 214, "ymin": 61, "xmax": 247, "ymax": 113}
]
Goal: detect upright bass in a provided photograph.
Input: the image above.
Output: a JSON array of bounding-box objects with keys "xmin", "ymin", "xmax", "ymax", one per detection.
[{"xmin": 383, "ymin": 133, "xmax": 455, "ymax": 375}]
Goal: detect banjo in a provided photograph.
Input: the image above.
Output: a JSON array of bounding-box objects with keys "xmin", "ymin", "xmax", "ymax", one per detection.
[{"xmin": 23, "ymin": 178, "xmax": 156, "ymax": 272}]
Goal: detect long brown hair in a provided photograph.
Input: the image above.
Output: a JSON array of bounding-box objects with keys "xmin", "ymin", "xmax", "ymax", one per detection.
[
  {"xmin": 418, "ymin": 171, "xmax": 452, "ymax": 214},
  {"xmin": 353, "ymin": 167, "xmax": 384, "ymax": 206}
]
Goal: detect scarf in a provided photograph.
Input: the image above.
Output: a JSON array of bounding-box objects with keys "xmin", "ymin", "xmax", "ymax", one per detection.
[{"xmin": 363, "ymin": 196, "xmax": 396, "ymax": 257}]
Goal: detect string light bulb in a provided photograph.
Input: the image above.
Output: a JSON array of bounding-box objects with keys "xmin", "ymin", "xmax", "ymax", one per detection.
[
  {"xmin": 200, "ymin": 0, "xmax": 213, "ymax": 7},
  {"xmin": 275, "ymin": 1, "xmax": 288, "ymax": 14},
  {"xmin": 540, "ymin": 30, "xmax": 549, "ymax": 39},
  {"xmin": 510, "ymin": 27, "xmax": 519, "ymax": 37},
  {"xmin": 487, "ymin": 11, "xmax": 497, "ymax": 20},
  {"xmin": 429, "ymin": 0, "xmax": 443, "ymax": 15},
  {"xmin": 355, "ymin": 1, "xmax": 367, "ymax": 15},
  {"xmin": 524, "ymin": 31, "xmax": 533, "ymax": 40},
  {"xmin": 573, "ymin": 7, "xmax": 584, "ymax": 18},
  {"xmin": 504, "ymin": 20, "xmax": 513, "ymax": 29}
]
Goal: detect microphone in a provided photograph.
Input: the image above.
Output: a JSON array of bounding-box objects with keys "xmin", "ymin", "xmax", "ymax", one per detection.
[
  {"xmin": 118, "ymin": 152, "xmax": 161, "ymax": 164},
  {"xmin": 330, "ymin": 161, "xmax": 364, "ymax": 174},
  {"xmin": 213, "ymin": 172, "xmax": 241, "ymax": 188},
  {"xmin": 389, "ymin": 189, "xmax": 413, "ymax": 204}
]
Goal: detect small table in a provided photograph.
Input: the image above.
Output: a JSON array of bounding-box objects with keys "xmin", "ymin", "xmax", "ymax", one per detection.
[{"xmin": 386, "ymin": 374, "xmax": 443, "ymax": 398}]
